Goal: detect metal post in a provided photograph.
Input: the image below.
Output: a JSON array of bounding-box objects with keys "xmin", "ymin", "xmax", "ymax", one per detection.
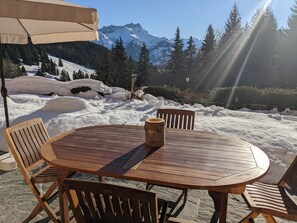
[
  {"xmin": 131, "ymin": 73, "xmax": 137, "ymax": 94},
  {"xmin": 0, "ymin": 43, "xmax": 9, "ymax": 127}
]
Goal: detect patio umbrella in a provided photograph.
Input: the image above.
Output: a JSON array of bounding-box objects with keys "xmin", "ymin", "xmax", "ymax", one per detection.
[{"xmin": 0, "ymin": 0, "xmax": 99, "ymax": 128}]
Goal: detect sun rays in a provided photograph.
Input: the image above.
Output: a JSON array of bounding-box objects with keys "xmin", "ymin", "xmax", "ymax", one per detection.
[{"xmin": 197, "ymin": 0, "xmax": 273, "ymax": 107}]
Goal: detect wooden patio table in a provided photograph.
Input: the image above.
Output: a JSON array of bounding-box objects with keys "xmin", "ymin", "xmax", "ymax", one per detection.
[{"xmin": 40, "ymin": 125, "xmax": 270, "ymax": 223}]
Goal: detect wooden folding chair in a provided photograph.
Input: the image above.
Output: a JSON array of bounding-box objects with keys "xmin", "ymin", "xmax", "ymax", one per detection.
[
  {"xmin": 4, "ymin": 118, "xmax": 60, "ymax": 223},
  {"xmin": 63, "ymin": 179, "xmax": 168, "ymax": 223},
  {"xmin": 240, "ymin": 155, "xmax": 297, "ymax": 223},
  {"xmin": 146, "ymin": 109, "xmax": 195, "ymax": 204},
  {"xmin": 156, "ymin": 109, "xmax": 195, "ymax": 130}
]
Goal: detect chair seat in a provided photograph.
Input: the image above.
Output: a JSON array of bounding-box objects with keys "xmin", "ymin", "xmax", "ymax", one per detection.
[
  {"xmin": 243, "ymin": 182, "xmax": 297, "ymax": 221},
  {"xmin": 32, "ymin": 166, "xmax": 58, "ymax": 183}
]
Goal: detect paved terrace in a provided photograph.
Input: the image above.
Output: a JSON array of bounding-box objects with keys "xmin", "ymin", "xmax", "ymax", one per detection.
[{"xmin": 0, "ymin": 169, "xmax": 289, "ymax": 223}]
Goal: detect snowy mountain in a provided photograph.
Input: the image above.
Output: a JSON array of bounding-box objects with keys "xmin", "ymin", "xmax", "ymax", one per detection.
[{"xmin": 96, "ymin": 23, "xmax": 202, "ymax": 66}]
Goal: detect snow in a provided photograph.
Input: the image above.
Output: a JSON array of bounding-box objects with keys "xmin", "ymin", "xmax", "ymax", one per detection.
[
  {"xmin": 5, "ymin": 76, "xmax": 110, "ymax": 98},
  {"xmin": 21, "ymin": 55, "xmax": 95, "ymax": 80},
  {"xmin": 0, "ymin": 76, "xmax": 296, "ymax": 184}
]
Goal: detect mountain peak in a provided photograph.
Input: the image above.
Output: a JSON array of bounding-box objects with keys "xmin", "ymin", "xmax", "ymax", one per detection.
[
  {"xmin": 96, "ymin": 23, "xmax": 201, "ymax": 65},
  {"xmin": 124, "ymin": 23, "xmax": 142, "ymax": 29}
]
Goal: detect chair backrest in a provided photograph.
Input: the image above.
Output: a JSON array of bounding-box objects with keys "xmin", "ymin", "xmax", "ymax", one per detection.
[
  {"xmin": 278, "ymin": 155, "xmax": 297, "ymax": 191},
  {"xmin": 157, "ymin": 109, "xmax": 195, "ymax": 130},
  {"xmin": 4, "ymin": 118, "xmax": 49, "ymax": 179},
  {"xmin": 64, "ymin": 179, "xmax": 159, "ymax": 223}
]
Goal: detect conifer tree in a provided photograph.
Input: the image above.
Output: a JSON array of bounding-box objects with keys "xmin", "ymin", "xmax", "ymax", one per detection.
[
  {"xmin": 3, "ymin": 59, "xmax": 23, "ymax": 78},
  {"xmin": 96, "ymin": 49, "xmax": 114, "ymax": 86},
  {"xmin": 220, "ymin": 3, "xmax": 241, "ymax": 46},
  {"xmin": 127, "ymin": 55, "xmax": 136, "ymax": 82},
  {"xmin": 59, "ymin": 57, "xmax": 63, "ymax": 67},
  {"xmin": 40, "ymin": 61, "xmax": 48, "ymax": 73},
  {"xmin": 194, "ymin": 24, "xmax": 216, "ymax": 90},
  {"xmin": 21, "ymin": 66, "xmax": 27, "ymax": 76},
  {"xmin": 184, "ymin": 36, "xmax": 196, "ymax": 88},
  {"xmin": 199, "ymin": 25, "xmax": 216, "ymax": 61},
  {"xmin": 35, "ymin": 69, "xmax": 45, "ymax": 77},
  {"xmin": 243, "ymin": 8, "xmax": 279, "ymax": 87},
  {"xmin": 214, "ymin": 3, "xmax": 242, "ymax": 88},
  {"xmin": 60, "ymin": 69, "xmax": 70, "ymax": 81},
  {"xmin": 19, "ymin": 45, "xmax": 32, "ymax": 65},
  {"xmin": 282, "ymin": 0, "xmax": 297, "ymax": 87},
  {"xmin": 112, "ymin": 37, "xmax": 129, "ymax": 89},
  {"xmin": 137, "ymin": 43, "xmax": 150, "ymax": 87},
  {"xmin": 167, "ymin": 27, "xmax": 185, "ymax": 88},
  {"xmin": 40, "ymin": 47, "xmax": 49, "ymax": 62}
]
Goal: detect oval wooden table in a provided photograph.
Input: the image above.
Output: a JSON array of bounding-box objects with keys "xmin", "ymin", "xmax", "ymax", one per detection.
[{"xmin": 40, "ymin": 125, "xmax": 270, "ymax": 223}]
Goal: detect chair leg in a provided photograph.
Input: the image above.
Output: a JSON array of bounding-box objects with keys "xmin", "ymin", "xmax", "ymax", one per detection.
[
  {"xmin": 239, "ymin": 212, "xmax": 259, "ymax": 223},
  {"xmin": 183, "ymin": 189, "xmax": 188, "ymax": 204},
  {"xmin": 30, "ymin": 183, "xmax": 60, "ymax": 223},
  {"xmin": 98, "ymin": 176, "xmax": 104, "ymax": 182},
  {"xmin": 26, "ymin": 182, "xmax": 58, "ymax": 222},
  {"xmin": 25, "ymin": 203, "xmax": 43, "ymax": 222},
  {"xmin": 262, "ymin": 214, "xmax": 277, "ymax": 223},
  {"xmin": 146, "ymin": 183, "xmax": 152, "ymax": 190}
]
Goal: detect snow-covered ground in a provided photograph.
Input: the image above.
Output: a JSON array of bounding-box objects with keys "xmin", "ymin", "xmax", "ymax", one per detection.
[
  {"xmin": 1, "ymin": 76, "xmax": 296, "ymax": 184},
  {"xmin": 21, "ymin": 55, "xmax": 95, "ymax": 79}
]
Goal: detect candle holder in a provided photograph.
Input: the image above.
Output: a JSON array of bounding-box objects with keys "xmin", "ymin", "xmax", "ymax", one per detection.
[{"xmin": 144, "ymin": 118, "xmax": 165, "ymax": 147}]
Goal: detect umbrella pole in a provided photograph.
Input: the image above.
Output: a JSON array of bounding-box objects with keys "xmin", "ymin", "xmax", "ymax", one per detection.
[{"xmin": 0, "ymin": 43, "xmax": 9, "ymax": 128}]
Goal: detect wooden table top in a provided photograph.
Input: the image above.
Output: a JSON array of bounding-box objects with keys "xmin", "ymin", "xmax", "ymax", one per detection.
[{"xmin": 40, "ymin": 125, "xmax": 270, "ymax": 192}]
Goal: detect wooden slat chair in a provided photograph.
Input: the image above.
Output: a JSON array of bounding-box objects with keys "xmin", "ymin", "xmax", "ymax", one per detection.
[
  {"xmin": 240, "ymin": 155, "xmax": 297, "ymax": 223},
  {"xmin": 63, "ymin": 179, "xmax": 169, "ymax": 223},
  {"xmin": 4, "ymin": 118, "xmax": 60, "ymax": 223},
  {"xmin": 146, "ymin": 109, "xmax": 195, "ymax": 205},
  {"xmin": 157, "ymin": 109, "xmax": 195, "ymax": 130}
]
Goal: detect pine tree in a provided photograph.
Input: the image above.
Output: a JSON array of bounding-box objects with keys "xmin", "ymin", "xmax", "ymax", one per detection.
[
  {"xmin": 199, "ymin": 25, "xmax": 216, "ymax": 61},
  {"xmin": 73, "ymin": 71, "xmax": 77, "ymax": 80},
  {"xmin": 282, "ymin": 0, "xmax": 297, "ymax": 87},
  {"xmin": 40, "ymin": 61, "xmax": 48, "ymax": 73},
  {"xmin": 242, "ymin": 8, "xmax": 279, "ymax": 87},
  {"xmin": 21, "ymin": 66, "xmax": 27, "ymax": 76},
  {"xmin": 96, "ymin": 49, "xmax": 114, "ymax": 86},
  {"xmin": 76, "ymin": 70, "xmax": 85, "ymax": 79},
  {"xmin": 55, "ymin": 68, "xmax": 60, "ymax": 76},
  {"xmin": 3, "ymin": 59, "xmax": 23, "ymax": 78},
  {"xmin": 40, "ymin": 47, "xmax": 49, "ymax": 62},
  {"xmin": 19, "ymin": 45, "xmax": 32, "ymax": 65},
  {"xmin": 213, "ymin": 3, "xmax": 242, "ymax": 88},
  {"xmin": 195, "ymin": 24, "xmax": 216, "ymax": 90},
  {"xmin": 167, "ymin": 27, "xmax": 185, "ymax": 88},
  {"xmin": 35, "ymin": 69, "xmax": 45, "ymax": 77},
  {"xmin": 60, "ymin": 69, "xmax": 70, "ymax": 81},
  {"xmin": 137, "ymin": 43, "xmax": 150, "ymax": 87},
  {"xmin": 31, "ymin": 45, "xmax": 39, "ymax": 65},
  {"xmin": 184, "ymin": 36, "xmax": 196, "ymax": 88},
  {"xmin": 59, "ymin": 57, "xmax": 63, "ymax": 67},
  {"xmin": 220, "ymin": 3, "xmax": 241, "ymax": 46},
  {"xmin": 112, "ymin": 37, "xmax": 129, "ymax": 89},
  {"xmin": 127, "ymin": 56, "xmax": 136, "ymax": 81}
]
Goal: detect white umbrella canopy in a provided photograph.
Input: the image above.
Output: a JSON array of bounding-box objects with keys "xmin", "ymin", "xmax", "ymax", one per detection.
[{"xmin": 0, "ymin": 0, "xmax": 99, "ymax": 127}]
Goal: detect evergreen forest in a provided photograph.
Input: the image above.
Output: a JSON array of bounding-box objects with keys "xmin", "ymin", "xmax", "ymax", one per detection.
[{"xmin": 3, "ymin": 2, "xmax": 297, "ymax": 94}]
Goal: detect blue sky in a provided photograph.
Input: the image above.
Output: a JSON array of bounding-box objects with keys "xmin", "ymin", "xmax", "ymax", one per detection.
[{"xmin": 73, "ymin": 0, "xmax": 295, "ymax": 39}]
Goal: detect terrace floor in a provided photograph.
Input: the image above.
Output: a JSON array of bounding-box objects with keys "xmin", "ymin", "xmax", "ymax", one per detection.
[{"xmin": 0, "ymin": 169, "xmax": 290, "ymax": 223}]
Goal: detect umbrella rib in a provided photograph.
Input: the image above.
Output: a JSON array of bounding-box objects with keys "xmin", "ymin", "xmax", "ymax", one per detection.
[
  {"xmin": 17, "ymin": 18, "xmax": 30, "ymax": 37},
  {"xmin": 77, "ymin": 22, "xmax": 94, "ymax": 31}
]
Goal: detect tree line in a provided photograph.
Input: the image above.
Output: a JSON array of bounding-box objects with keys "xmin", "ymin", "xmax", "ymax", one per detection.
[
  {"xmin": 163, "ymin": 1, "xmax": 297, "ymax": 91},
  {"xmin": 3, "ymin": 1, "xmax": 297, "ymax": 92}
]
